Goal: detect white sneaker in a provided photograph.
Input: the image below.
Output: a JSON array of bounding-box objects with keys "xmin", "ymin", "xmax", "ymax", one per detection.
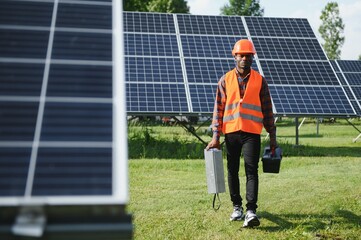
[
  {"xmin": 230, "ymin": 205, "xmax": 244, "ymax": 221},
  {"xmin": 243, "ymin": 210, "xmax": 260, "ymax": 227}
]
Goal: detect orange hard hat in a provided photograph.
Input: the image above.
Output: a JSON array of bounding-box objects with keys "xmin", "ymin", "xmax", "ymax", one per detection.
[{"xmin": 232, "ymin": 39, "xmax": 256, "ymax": 56}]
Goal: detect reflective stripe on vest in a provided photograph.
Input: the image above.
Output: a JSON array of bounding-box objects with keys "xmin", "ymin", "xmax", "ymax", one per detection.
[{"xmin": 222, "ymin": 68, "xmax": 263, "ymax": 134}]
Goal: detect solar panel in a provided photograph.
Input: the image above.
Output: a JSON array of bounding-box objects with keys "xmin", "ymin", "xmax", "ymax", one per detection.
[
  {"xmin": 0, "ymin": 0, "xmax": 125, "ymax": 201},
  {"xmin": 124, "ymin": 12, "xmax": 355, "ymax": 117},
  {"xmin": 0, "ymin": 0, "xmax": 131, "ymax": 238},
  {"xmin": 331, "ymin": 60, "xmax": 361, "ymax": 116}
]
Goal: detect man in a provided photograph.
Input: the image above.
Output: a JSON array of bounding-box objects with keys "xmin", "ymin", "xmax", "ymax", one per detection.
[{"xmin": 206, "ymin": 39, "xmax": 277, "ymax": 228}]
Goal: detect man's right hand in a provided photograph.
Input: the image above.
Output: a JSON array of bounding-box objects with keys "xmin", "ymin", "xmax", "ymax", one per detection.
[{"xmin": 206, "ymin": 138, "xmax": 220, "ymax": 150}]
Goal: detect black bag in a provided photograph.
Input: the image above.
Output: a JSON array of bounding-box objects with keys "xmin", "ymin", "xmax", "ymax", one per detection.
[{"xmin": 261, "ymin": 146, "xmax": 282, "ymax": 173}]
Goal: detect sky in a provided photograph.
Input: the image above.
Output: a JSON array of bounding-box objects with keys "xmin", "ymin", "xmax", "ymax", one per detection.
[{"xmin": 187, "ymin": 0, "xmax": 361, "ymax": 60}]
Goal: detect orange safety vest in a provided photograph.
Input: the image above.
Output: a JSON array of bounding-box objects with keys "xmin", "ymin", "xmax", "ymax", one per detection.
[{"xmin": 222, "ymin": 68, "xmax": 264, "ymax": 134}]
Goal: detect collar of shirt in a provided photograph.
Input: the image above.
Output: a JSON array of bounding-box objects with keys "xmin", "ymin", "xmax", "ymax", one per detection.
[{"xmin": 235, "ymin": 69, "xmax": 251, "ymax": 85}]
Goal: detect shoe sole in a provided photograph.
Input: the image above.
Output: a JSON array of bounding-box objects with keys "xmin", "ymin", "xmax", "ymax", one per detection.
[
  {"xmin": 230, "ymin": 214, "xmax": 244, "ymax": 221},
  {"xmin": 230, "ymin": 217, "xmax": 243, "ymax": 221},
  {"xmin": 243, "ymin": 217, "xmax": 260, "ymax": 227}
]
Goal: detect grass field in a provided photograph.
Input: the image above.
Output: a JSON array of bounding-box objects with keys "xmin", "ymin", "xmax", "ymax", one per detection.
[{"xmin": 127, "ymin": 118, "xmax": 361, "ymax": 239}]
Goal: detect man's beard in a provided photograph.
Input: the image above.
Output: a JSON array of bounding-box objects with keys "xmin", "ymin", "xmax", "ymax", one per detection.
[{"xmin": 236, "ymin": 60, "xmax": 251, "ymax": 70}]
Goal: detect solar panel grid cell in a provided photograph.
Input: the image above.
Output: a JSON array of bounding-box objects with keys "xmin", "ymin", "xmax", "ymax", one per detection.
[
  {"xmin": 189, "ymin": 84, "xmax": 216, "ymax": 113},
  {"xmin": 126, "ymin": 83, "xmax": 188, "ymax": 113},
  {"xmin": 331, "ymin": 60, "xmax": 361, "ymax": 116},
  {"xmin": 181, "ymin": 35, "xmax": 240, "ymax": 58},
  {"xmin": 253, "ymin": 38, "xmax": 325, "ymax": 60},
  {"xmin": 342, "ymin": 73, "xmax": 361, "ymax": 85},
  {"xmin": 125, "ymin": 57, "xmax": 183, "ymax": 83},
  {"xmin": 0, "ymin": 0, "xmax": 53, "ymax": 27},
  {"xmin": 33, "ymin": 147, "xmax": 112, "ymax": 196},
  {"xmin": 270, "ymin": 85, "xmax": 354, "ymax": 115},
  {"xmin": 337, "ymin": 60, "xmax": 361, "ymax": 72},
  {"xmin": 52, "ymin": 31, "xmax": 112, "ymax": 60},
  {"xmin": 245, "ymin": 17, "xmax": 315, "ymax": 38},
  {"xmin": 125, "ymin": 33, "xmax": 179, "ymax": 56},
  {"xmin": 124, "ymin": 12, "xmax": 175, "ymax": 33},
  {"xmin": 260, "ymin": 60, "xmax": 338, "ymax": 85},
  {"xmin": 0, "ymin": 29, "xmax": 49, "ymax": 58},
  {"xmin": 0, "ymin": 101, "xmax": 39, "ymax": 141},
  {"xmin": 0, "ymin": 62, "xmax": 44, "ymax": 96},
  {"xmin": 177, "ymin": 15, "xmax": 246, "ymax": 35},
  {"xmin": 56, "ymin": 3, "xmax": 112, "ymax": 29},
  {"xmin": 0, "ymin": 148, "xmax": 30, "ymax": 196}
]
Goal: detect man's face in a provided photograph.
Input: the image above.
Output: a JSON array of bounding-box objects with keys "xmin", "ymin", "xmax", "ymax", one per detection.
[{"xmin": 234, "ymin": 53, "xmax": 253, "ymax": 71}]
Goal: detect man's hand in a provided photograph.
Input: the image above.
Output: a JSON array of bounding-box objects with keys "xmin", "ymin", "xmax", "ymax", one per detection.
[
  {"xmin": 270, "ymin": 137, "xmax": 277, "ymax": 157},
  {"xmin": 271, "ymin": 146, "xmax": 276, "ymax": 157},
  {"xmin": 206, "ymin": 138, "xmax": 220, "ymax": 150}
]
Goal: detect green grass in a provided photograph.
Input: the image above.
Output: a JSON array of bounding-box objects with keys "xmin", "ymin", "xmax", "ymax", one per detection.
[{"xmin": 127, "ymin": 118, "xmax": 361, "ymax": 239}]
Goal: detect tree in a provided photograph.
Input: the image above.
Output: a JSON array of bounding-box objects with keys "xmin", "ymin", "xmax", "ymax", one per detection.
[
  {"xmin": 123, "ymin": 0, "xmax": 150, "ymax": 12},
  {"xmin": 221, "ymin": 0, "xmax": 264, "ymax": 16},
  {"xmin": 358, "ymin": 55, "xmax": 361, "ymax": 60},
  {"xmin": 318, "ymin": 2, "xmax": 345, "ymax": 60},
  {"xmin": 147, "ymin": 0, "xmax": 189, "ymax": 13},
  {"xmin": 123, "ymin": 0, "xmax": 189, "ymax": 13}
]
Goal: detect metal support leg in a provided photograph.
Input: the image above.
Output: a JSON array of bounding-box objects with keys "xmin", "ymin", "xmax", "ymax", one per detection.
[
  {"xmin": 171, "ymin": 116, "xmax": 207, "ymax": 146},
  {"xmin": 346, "ymin": 118, "xmax": 361, "ymax": 143}
]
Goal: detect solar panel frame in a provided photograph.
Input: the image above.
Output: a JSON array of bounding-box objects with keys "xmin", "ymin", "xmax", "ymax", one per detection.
[{"xmin": 0, "ymin": 0, "xmax": 128, "ymax": 206}]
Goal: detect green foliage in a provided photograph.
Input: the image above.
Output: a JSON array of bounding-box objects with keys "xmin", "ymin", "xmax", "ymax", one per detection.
[
  {"xmin": 221, "ymin": 0, "xmax": 264, "ymax": 16},
  {"xmin": 123, "ymin": 0, "xmax": 189, "ymax": 13},
  {"xmin": 318, "ymin": 2, "xmax": 345, "ymax": 60},
  {"xmin": 123, "ymin": 0, "xmax": 150, "ymax": 12},
  {"xmin": 147, "ymin": 0, "xmax": 189, "ymax": 13},
  {"xmin": 128, "ymin": 118, "xmax": 361, "ymax": 159},
  {"xmin": 359, "ymin": 54, "xmax": 361, "ymax": 60},
  {"xmin": 128, "ymin": 125, "xmax": 206, "ymax": 159}
]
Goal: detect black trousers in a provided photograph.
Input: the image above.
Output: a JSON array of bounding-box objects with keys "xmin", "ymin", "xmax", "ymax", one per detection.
[{"xmin": 225, "ymin": 131, "xmax": 261, "ymax": 211}]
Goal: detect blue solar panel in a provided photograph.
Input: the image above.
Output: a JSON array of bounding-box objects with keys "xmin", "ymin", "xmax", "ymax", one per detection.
[
  {"xmin": 48, "ymin": 64, "xmax": 112, "ymax": 97},
  {"xmin": 0, "ymin": 0, "xmax": 53, "ymax": 26},
  {"xmin": 177, "ymin": 14, "xmax": 246, "ymax": 35},
  {"xmin": 123, "ymin": 12, "xmax": 355, "ymax": 116},
  {"xmin": 0, "ymin": 0, "xmax": 127, "ymax": 201},
  {"xmin": 342, "ymin": 73, "xmax": 361, "ymax": 86},
  {"xmin": 245, "ymin": 17, "xmax": 315, "ymax": 38},
  {"xmin": 0, "ymin": 148, "xmax": 31, "ymax": 196},
  {"xmin": 331, "ymin": 60, "xmax": 361, "ymax": 116},
  {"xmin": 126, "ymin": 83, "xmax": 189, "ymax": 113},
  {"xmin": 269, "ymin": 85, "xmax": 354, "ymax": 115},
  {"xmin": 52, "ymin": 31, "xmax": 112, "ymax": 60},
  {"xmin": 124, "ymin": 12, "xmax": 175, "ymax": 33},
  {"xmin": 189, "ymin": 84, "xmax": 216, "ymax": 113},
  {"xmin": 181, "ymin": 35, "xmax": 241, "ymax": 58},
  {"xmin": 185, "ymin": 59, "xmax": 258, "ymax": 84},
  {"xmin": 56, "ymin": 3, "xmax": 112, "ymax": 29},
  {"xmin": 125, "ymin": 33, "xmax": 179, "ymax": 56},
  {"xmin": 260, "ymin": 60, "xmax": 339, "ymax": 85},
  {"xmin": 0, "ymin": 29, "xmax": 49, "ymax": 58},
  {"xmin": 253, "ymin": 38, "xmax": 326, "ymax": 60},
  {"xmin": 0, "ymin": 62, "xmax": 44, "ymax": 96},
  {"xmin": 33, "ymin": 147, "xmax": 112, "ymax": 196},
  {"xmin": 125, "ymin": 57, "xmax": 184, "ymax": 83},
  {"xmin": 0, "ymin": 101, "xmax": 39, "ymax": 141}
]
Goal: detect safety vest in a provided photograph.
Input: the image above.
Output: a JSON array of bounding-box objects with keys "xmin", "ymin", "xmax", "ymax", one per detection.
[{"xmin": 222, "ymin": 68, "xmax": 264, "ymax": 134}]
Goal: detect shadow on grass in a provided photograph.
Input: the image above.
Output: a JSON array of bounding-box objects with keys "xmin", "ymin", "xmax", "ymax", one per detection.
[{"xmin": 258, "ymin": 210, "xmax": 360, "ymax": 233}]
